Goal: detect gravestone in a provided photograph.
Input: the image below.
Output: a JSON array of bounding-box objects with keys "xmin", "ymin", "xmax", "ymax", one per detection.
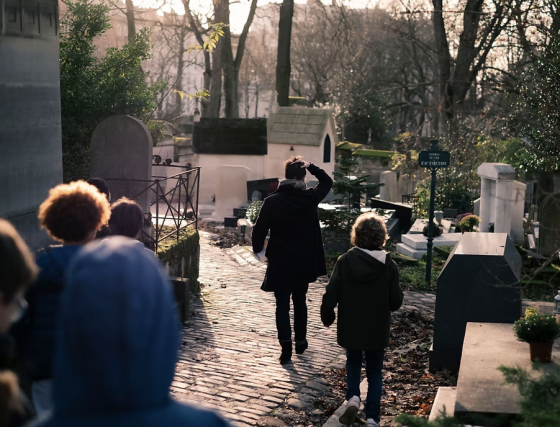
[
  {"xmin": 538, "ymin": 192, "xmax": 560, "ymax": 257},
  {"xmin": 429, "ymin": 233, "xmax": 522, "ymax": 371},
  {"xmin": 370, "ymin": 199, "xmax": 413, "ymax": 232},
  {"xmin": 477, "ymin": 163, "xmax": 526, "ymax": 243},
  {"xmin": 211, "ymin": 165, "xmax": 250, "ymax": 221},
  {"xmin": 379, "ymin": 171, "xmax": 398, "ymax": 202},
  {"xmin": 247, "ymin": 178, "xmax": 279, "ymax": 201},
  {"xmin": 91, "ymin": 116, "xmax": 153, "ymax": 212},
  {"xmin": 473, "ymin": 198, "xmax": 480, "ymax": 217}
]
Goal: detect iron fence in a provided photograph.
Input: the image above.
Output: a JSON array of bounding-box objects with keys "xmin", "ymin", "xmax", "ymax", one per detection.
[{"xmin": 104, "ymin": 166, "xmax": 200, "ymax": 253}]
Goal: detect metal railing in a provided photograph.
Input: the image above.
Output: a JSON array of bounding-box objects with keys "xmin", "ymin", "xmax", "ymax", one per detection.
[{"xmin": 104, "ymin": 166, "xmax": 200, "ymax": 253}]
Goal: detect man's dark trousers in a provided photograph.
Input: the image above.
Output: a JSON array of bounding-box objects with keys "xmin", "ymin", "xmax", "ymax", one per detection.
[{"xmin": 274, "ymin": 284, "xmax": 309, "ymax": 343}]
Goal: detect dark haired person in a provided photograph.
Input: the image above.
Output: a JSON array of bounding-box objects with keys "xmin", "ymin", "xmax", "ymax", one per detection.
[
  {"xmin": 13, "ymin": 181, "xmax": 110, "ymax": 414},
  {"xmin": 108, "ymin": 198, "xmax": 144, "ymax": 238},
  {"xmin": 320, "ymin": 212, "xmax": 403, "ymax": 427},
  {"xmin": 33, "ymin": 238, "xmax": 230, "ymax": 427},
  {"xmin": 0, "ymin": 220, "xmax": 37, "ymax": 426},
  {"xmin": 252, "ymin": 156, "xmax": 333, "ymax": 363}
]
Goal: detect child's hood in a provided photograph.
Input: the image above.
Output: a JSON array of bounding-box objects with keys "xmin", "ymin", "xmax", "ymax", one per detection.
[{"xmin": 342, "ymin": 247, "xmax": 389, "ymax": 282}]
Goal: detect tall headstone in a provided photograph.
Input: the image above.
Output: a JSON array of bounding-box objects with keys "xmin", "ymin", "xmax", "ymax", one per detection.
[
  {"xmin": 380, "ymin": 171, "xmax": 398, "ymax": 202},
  {"xmin": 91, "ymin": 116, "xmax": 153, "ymax": 212},
  {"xmin": 538, "ymin": 193, "xmax": 560, "ymax": 257},
  {"xmin": 429, "ymin": 233, "xmax": 522, "ymax": 371},
  {"xmin": 477, "ymin": 163, "xmax": 525, "ymax": 243},
  {"xmin": 0, "ymin": 0, "xmax": 63, "ymax": 250},
  {"xmin": 211, "ymin": 165, "xmax": 250, "ymax": 220}
]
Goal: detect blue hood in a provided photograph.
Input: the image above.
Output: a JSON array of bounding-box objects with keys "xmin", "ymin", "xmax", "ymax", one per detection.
[
  {"xmin": 53, "ymin": 237, "xmax": 178, "ymax": 416},
  {"xmin": 36, "ymin": 245, "xmax": 83, "ymax": 282}
]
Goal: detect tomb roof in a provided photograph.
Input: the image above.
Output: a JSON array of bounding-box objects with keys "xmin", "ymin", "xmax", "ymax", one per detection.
[
  {"xmin": 336, "ymin": 141, "xmax": 363, "ymax": 151},
  {"xmin": 268, "ymin": 107, "xmax": 335, "ymax": 146}
]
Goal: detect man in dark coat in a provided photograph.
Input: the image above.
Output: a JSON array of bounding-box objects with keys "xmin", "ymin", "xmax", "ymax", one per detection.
[{"xmin": 252, "ymin": 156, "xmax": 333, "ymax": 363}]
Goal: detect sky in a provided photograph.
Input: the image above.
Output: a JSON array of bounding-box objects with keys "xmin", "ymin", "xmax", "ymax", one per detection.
[{"xmin": 134, "ymin": 0, "xmax": 377, "ymax": 33}]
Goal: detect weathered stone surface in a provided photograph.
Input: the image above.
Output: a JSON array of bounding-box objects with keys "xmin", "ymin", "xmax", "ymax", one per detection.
[
  {"xmin": 454, "ymin": 323, "xmax": 560, "ymax": 422},
  {"xmin": 0, "ymin": 0, "xmax": 62, "ymax": 250},
  {"xmin": 90, "ymin": 115, "xmax": 153, "ymax": 212}
]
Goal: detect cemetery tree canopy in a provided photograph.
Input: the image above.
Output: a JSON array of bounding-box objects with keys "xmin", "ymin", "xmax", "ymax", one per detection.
[{"xmin": 60, "ymin": 0, "xmax": 166, "ymax": 182}]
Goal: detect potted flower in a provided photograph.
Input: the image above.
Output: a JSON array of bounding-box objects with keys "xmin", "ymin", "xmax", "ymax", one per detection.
[
  {"xmin": 457, "ymin": 214, "xmax": 480, "ymax": 234},
  {"xmin": 514, "ymin": 313, "xmax": 560, "ymax": 362}
]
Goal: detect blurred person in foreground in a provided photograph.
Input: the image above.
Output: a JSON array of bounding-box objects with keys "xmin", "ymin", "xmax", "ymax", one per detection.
[
  {"xmin": 321, "ymin": 212, "xmax": 403, "ymax": 427},
  {"xmin": 0, "ymin": 220, "xmax": 38, "ymax": 426},
  {"xmin": 30, "ymin": 237, "xmax": 230, "ymax": 427},
  {"xmin": 12, "ymin": 182, "xmax": 110, "ymax": 414},
  {"xmin": 252, "ymin": 156, "xmax": 333, "ymax": 364}
]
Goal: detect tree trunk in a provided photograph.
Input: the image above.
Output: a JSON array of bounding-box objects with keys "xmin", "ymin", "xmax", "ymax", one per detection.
[
  {"xmin": 276, "ymin": 0, "xmax": 294, "ymax": 107},
  {"xmin": 125, "ymin": 0, "xmax": 136, "ymax": 40},
  {"xmin": 174, "ymin": 31, "xmax": 185, "ymax": 119},
  {"xmin": 201, "ymin": 51, "xmax": 212, "ymax": 117},
  {"xmin": 222, "ymin": 0, "xmax": 238, "ymax": 118},
  {"xmin": 432, "ymin": 0, "xmax": 452, "ymax": 129}
]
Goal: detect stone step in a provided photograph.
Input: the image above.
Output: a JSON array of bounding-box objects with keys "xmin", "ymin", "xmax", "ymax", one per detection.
[
  {"xmin": 429, "ymin": 387, "xmax": 456, "ymax": 421},
  {"xmin": 396, "ymin": 242, "xmax": 425, "ymax": 260}
]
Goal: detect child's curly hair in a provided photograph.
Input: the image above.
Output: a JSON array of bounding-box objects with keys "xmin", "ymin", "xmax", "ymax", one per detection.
[
  {"xmin": 38, "ymin": 181, "xmax": 111, "ymax": 243},
  {"xmin": 351, "ymin": 212, "xmax": 388, "ymax": 250}
]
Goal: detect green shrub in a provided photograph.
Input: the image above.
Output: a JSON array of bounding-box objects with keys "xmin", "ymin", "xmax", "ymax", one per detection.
[
  {"xmin": 457, "ymin": 214, "xmax": 480, "ymax": 232},
  {"xmin": 157, "ymin": 228, "xmax": 200, "ymax": 295},
  {"xmin": 514, "ymin": 314, "xmax": 560, "ymax": 343},
  {"xmin": 246, "ymin": 200, "xmax": 263, "ymax": 224}
]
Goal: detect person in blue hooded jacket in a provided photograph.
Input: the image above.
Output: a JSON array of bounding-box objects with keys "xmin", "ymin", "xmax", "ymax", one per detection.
[
  {"xmin": 11, "ymin": 181, "xmax": 111, "ymax": 414},
  {"xmin": 31, "ymin": 236, "xmax": 230, "ymax": 427}
]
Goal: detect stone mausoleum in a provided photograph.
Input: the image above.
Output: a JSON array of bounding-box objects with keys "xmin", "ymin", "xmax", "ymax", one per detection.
[{"xmin": 0, "ymin": 0, "xmax": 62, "ymax": 250}]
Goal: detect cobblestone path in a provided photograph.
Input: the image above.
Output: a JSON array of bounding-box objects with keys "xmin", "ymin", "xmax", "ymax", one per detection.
[{"xmin": 170, "ymin": 232, "xmax": 437, "ymax": 426}]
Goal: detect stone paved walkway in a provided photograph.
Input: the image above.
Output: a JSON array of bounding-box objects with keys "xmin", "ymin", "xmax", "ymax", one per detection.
[{"xmin": 170, "ymin": 232, "xmax": 436, "ymax": 426}]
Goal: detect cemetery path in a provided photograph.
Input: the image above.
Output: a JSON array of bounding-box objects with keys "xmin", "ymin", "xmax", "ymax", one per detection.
[{"xmin": 171, "ymin": 232, "xmax": 436, "ymax": 427}]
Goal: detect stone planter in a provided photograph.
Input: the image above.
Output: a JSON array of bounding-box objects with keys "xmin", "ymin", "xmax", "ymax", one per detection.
[
  {"xmin": 529, "ymin": 341, "xmax": 554, "ymax": 363},
  {"xmin": 237, "ymin": 218, "xmax": 254, "ymax": 243}
]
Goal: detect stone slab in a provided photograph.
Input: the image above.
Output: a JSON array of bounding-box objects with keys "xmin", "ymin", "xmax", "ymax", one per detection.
[
  {"xmin": 454, "ymin": 322, "xmax": 560, "ymax": 422},
  {"xmin": 401, "ymin": 233, "xmax": 462, "ymax": 250},
  {"xmin": 396, "ymin": 243, "xmax": 426, "ymax": 260},
  {"xmin": 409, "ymin": 219, "xmax": 454, "ymax": 234},
  {"xmin": 429, "ymin": 387, "xmax": 456, "ymax": 421},
  {"xmin": 477, "ymin": 163, "xmax": 516, "ymax": 180}
]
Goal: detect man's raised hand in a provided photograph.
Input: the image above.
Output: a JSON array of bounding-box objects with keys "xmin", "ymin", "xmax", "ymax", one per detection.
[{"xmin": 293, "ymin": 159, "xmax": 311, "ymax": 168}]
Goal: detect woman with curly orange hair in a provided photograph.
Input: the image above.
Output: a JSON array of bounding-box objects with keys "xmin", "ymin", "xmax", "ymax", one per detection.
[{"xmin": 12, "ymin": 181, "xmax": 110, "ymax": 414}]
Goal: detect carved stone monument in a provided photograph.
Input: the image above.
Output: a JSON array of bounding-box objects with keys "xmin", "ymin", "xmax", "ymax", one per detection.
[
  {"xmin": 538, "ymin": 193, "xmax": 560, "ymax": 257},
  {"xmin": 477, "ymin": 163, "xmax": 526, "ymax": 243},
  {"xmin": 90, "ymin": 115, "xmax": 153, "ymax": 212},
  {"xmin": 429, "ymin": 233, "xmax": 522, "ymax": 371},
  {"xmin": 379, "ymin": 170, "xmax": 398, "ymax": 202}
]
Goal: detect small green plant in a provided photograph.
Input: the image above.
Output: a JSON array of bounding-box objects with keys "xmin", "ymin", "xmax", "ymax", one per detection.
[
  {"xmin": 457, "ymin": 214, "xmax": 480, "ymax": 232},
  {"xmin": 246, "ymin": 200, "xmax": 263, "ymax": 224},
  {"xmin": 514, "ymin": 314, "xmax": 560, "ymax": 343}
]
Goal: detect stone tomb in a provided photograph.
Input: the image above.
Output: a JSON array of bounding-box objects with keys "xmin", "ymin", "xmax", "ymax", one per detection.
[
  {"xmin": 538, "ymin": 192, "xmax": 560, "ymax": 257},
  {"xmin": 477, "ymin": 163, "xmax": 526, "ymax": 243},
  {"xmin": 431, "ymin": 323, "xmax": 560, "ymax": 422},
  {"xmin": 211, "ymin": 165, "xmax": 250, "ymax": 221},
  {"xmin": 91, "ymin": 115, "xmax": 153, "ymax": 212},
  {"xmin": 396, "ymin": 233, "xmax": 463, "ymax": 260},
  {"xmin": 429, "ymin": 233, "xmax": 522, "ymax": 371}
]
